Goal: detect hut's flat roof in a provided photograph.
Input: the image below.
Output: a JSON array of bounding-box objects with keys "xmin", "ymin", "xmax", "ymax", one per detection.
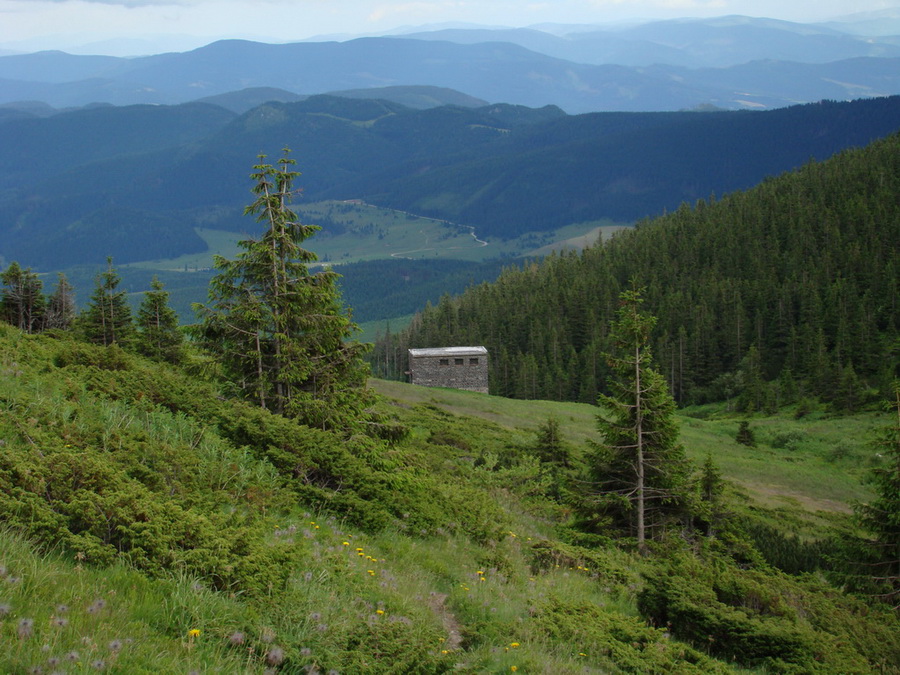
[{"xmin": 408, "ymin": 346, "xmax": 488, "ymax": 357}]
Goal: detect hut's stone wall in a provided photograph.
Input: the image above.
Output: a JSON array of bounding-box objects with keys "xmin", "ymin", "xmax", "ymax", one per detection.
[{"xmin": 408, "ymin": 347, "xmax": 489, "ymax": 394}]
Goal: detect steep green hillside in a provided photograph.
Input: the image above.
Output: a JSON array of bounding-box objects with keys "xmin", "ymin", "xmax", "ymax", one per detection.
[
  {"xmin": 383, "ymin": 129, "xmax": 900, "ymax": 408},
  {"xmin": 0, "ymin": 324, "xmax": 898, "ymax": 673}
]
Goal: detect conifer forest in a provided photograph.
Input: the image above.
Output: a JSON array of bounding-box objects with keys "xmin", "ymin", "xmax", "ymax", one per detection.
[{"xmin": 374, "ymin": 132, "xmax": 899, "ymax": 411}]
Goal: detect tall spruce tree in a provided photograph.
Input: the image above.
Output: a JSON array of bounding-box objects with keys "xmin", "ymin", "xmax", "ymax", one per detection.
[
  {"xmin": 137, "ymin": 276, "xmax": 183, "ymax": 363},
  {"xmin": 590, "ymin": 288, "xmax": 692, "ymax": 552},
  {"xmin": 193, "ymin": 149, "xmax": 370, "ymax": 429},
  {"xmin": 45, "ymin": 273, "xmax": 75, "ymax": 331},
  {"xmin": 79, "ymin": 257, "xmax": 133, "ymax": 346}
]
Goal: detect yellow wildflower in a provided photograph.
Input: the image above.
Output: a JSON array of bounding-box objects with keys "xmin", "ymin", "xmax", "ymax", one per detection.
[
  {"xmin": 375, "ymin": 609, "xmax": 385, "ymax": 615},
  {"xmin": 188, "ymin": 629, "xmax": 201, "ymax": 638}
]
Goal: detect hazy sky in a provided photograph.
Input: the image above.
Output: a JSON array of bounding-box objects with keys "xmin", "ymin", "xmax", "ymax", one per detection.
[{"xmin": 0, "ymin": 0, "xmax": 895, "ymax": 54}]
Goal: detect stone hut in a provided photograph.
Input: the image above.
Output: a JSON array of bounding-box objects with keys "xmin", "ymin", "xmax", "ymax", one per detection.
[{"xmin": 408, "ymin": 346, "xmax": 489, "ymax": 394}]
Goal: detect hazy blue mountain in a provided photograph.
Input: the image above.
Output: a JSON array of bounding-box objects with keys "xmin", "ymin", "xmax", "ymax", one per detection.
[
  {"xmin": 0, "ymin": 101, "xmax": 235, "ymax": 189},
  {"xmin": 0, "ymin": 50, "xmax": 126, "ymax": 83},
  {"xmin": 400, "ymin": 16, "xmax": 900, "ymax": 67},
  {"xmin": 0, "ymin": 107, "xmax": 36, "ymax": 123},
  {"xmin": 606, "ymin": 16, "xmax": 900, "ymax": 66},
  {"xmin": 0, "ymin": 100, "xmax": 58, "ymax": 117},
  {"xmin": 2, "ymin": 35, "xmax": 900, "ymax": 113},
  {"xmin": 655, "ymin": 57, "xmax": 900, "ymax": 108},
  {"xmin": 195, "ymin": 87, "xmax": 307, "ymax": 113},
  {"xmin": 326, "ymin": 85, "xmax": 488, "ymax": 110},
  {"xmin": 347, "ymin": 96, "xmax": 900, "ymax": 235},
  {"xmin": 192, "ymin": 85, "xmax": 481, "ymax": 115},
  {"xmin": 822, "ymin": 9, "xmax": 900, "ymax": 36}
]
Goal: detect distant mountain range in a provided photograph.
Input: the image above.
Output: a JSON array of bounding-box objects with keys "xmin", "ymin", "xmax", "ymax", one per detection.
[
  {"xmin": 399, "ymin": 16, "xmax": 900, "ymax": 68},
  {"xmin": 2, "ymin": 16, "xmax": 900, "ymax": 113},
  {"xmin": 3, "ymin": 15, "xmax": 900, "ymax": 275},
  {"xmin": 2, "ymin": 93, "xmax": 900, "ymax": 270}
]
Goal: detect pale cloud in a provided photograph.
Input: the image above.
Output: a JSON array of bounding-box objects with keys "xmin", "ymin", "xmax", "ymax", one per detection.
[
  {"xmin": 368, "ymin": 2, "xmax": 443, "ymax": 23},
  {"xmin": 38, "ymin": 0, "xmax": 188, "ymax": 6}
]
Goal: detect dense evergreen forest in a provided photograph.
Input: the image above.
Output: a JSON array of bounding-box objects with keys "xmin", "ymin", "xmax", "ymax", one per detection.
[{"xmin": 374, "ymin": 131, "xmax": 900, "ymax": 409}]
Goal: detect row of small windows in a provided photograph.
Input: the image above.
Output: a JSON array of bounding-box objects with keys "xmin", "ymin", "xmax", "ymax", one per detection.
[{"xmin": 438, "ymin": 357, "xmax": 479, "ymax": 366}]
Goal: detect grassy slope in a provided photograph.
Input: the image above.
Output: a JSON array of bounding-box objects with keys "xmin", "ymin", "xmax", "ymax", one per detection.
[
  {"xmin": 0, "ymin": 328, "xmax": 897, "ymax": 673},
  {"xmin": 373, "ymin": 379, "xmax": 880, "ymax": 517}
]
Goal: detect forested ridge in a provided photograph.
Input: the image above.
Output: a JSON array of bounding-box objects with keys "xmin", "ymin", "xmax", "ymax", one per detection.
[
  {"xmin": 375, "ymin": 130, "xmax": 900, "ymax": 408},
  {"xmin": 3, "ymin": 95, "xmax": 900, "ymax": 269}
]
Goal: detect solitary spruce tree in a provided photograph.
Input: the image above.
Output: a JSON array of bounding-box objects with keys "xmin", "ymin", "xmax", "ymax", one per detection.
[
  {"xmin": 137, "ymin": 276, "xmax": 183, "ymax": 363},
  {"xmin": 79, "ymin": 257, "xmax": 133, "ymax": 347},
  {"xmin": 45, "ymin": 273, "xmax": 76, "ymax": 331},
  {"xmin": 193, "ymin": 149, "xmax": 370, "ymax": 429},
  {"xmin": 590, "ymin": 288, "xmax": 692, "ymax": 552}
]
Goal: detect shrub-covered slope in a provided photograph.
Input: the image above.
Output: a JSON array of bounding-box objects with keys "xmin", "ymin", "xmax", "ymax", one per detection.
[{"xmin": 0, "ymin": 325, "xmax": 898, "ymax": 673}]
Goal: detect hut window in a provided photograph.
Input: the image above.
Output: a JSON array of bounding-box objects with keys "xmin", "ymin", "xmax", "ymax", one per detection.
[
  {"xmin": 439, "ymin": 358, "xmax": 449, "ymax": 366},
  {"xmin": 454, "ymin": 358, "xmax": 464, "ymax": 365},
  {"xmin": 469, "ymin": 357, "xmax": 479, "ymax": 365}
]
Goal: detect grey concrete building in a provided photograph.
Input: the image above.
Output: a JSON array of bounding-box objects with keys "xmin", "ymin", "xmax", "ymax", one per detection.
[{"xmin": 408, "ymin": 346, "xmax": 489, "ymax": 394}]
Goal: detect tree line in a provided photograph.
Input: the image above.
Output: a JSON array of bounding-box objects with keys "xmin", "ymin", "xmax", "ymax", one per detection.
[
  {"xmin": 373, "ymin": 130, "xmax": 900, "ymax": 411},
  {"xmin": 0, "ymin": 257, "xmax": 184, "ymax": 364}
]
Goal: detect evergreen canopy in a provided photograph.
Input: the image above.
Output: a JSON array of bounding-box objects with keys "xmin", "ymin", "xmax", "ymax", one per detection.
[{"xmin": 193, "ymin": 149, "xmax": 370, "ymax": 429}]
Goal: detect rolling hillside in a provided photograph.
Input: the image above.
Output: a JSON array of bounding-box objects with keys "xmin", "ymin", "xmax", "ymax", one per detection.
[{"xmin": 2, "ymin": 95, "xmax": 900, "ymax": 271}]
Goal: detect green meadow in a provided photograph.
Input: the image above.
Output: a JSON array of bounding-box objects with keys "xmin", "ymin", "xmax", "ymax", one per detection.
[
  {"xmin": 373, "ymin": 379, "xmax": 882, "ymax": 518},
  {"xmin": 128, "ymin": 201, "xmax": 626, "ymax": 272}
]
